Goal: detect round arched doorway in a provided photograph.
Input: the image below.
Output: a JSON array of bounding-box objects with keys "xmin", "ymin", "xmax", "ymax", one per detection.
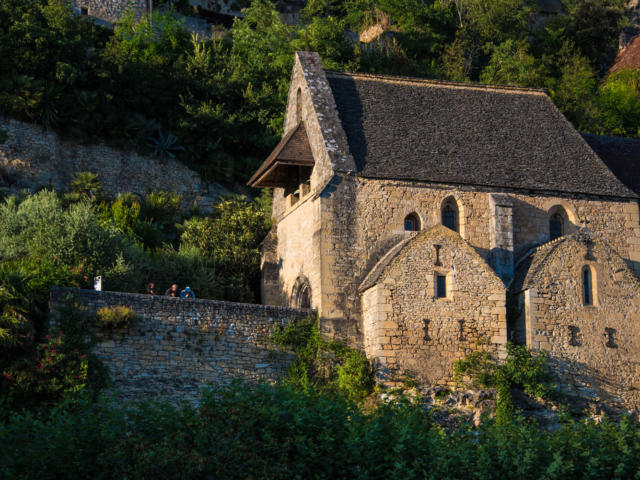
[{"xmin": 291, "ymin": 276, "xmax": 312, "ymax": 309}]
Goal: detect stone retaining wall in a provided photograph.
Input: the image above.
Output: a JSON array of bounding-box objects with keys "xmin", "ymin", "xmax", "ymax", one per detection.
[
  {"xmin": 71, "ymin": 0, "xmax": 148, "ymax": 24},
  {"xmin": 0, "ymin": 116, "xmax": 221, "ymax": 210},
  {"xmin": 49, "ymin": 287, "xmax": 311, "ymax": 403}
]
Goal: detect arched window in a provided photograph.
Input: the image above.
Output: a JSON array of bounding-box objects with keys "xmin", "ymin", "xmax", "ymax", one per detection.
[
  {"xmin": 441, "ymin": 198, "xmax": 459, "ymax": 232},
  {"xmin": 404, "ymin": 213, "xmax": 420, "ymax": 231},
  {"xmin": 582, "ymin": 266, "xmax": 594, "ymax": 306},
  {"xmin": 292, "ymin": 276, "xmax": 312, "ymax": 309},
  {"xmin": 549, "ymin": 213, "xmax": 564, "ymax": 241}
]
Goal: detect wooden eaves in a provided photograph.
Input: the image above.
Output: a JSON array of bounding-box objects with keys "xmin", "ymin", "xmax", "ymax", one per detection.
[{"xmin": 247, "ymin": 122, "xmax": 315, "ymax": 188}]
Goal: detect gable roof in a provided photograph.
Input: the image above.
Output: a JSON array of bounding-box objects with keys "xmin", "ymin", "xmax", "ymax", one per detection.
[
  {"xmin": 326, "ymin": 72, "xmax": 636, "ymax": 198},
  {"xmin": 359, "ymin": 224, "xmax": 503, "ymax": 292},
  {"xmin": 510, "ymin": 229, "xmax": 640, "ymax": 293},
  {"xmin": 247, "ymin": 122, "xmax": 314, "ymax": 188},
  {"xmin": 582, "ymin": 134, "xmax": 640, "ymax": 196}
]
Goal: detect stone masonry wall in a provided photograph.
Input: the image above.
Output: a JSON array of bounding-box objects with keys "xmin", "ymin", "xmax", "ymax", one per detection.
[
  {"xmin": 516, "ymin": 235, "xmax": 640, "ymax": 410},
  {"xmin": 49, "ymin": 288, "xmax": 310, "ymax": 403},
  {"xmin": 361, "ymin": 226, "xmax": 507, "ymax": 387},
  {"xmin": 0, "ymin": 116, "xmax": 220, "ymax": 209},
  {"xmin": 268, "ymin": 52, "xmax": 357, "ymax": 338},
  {"xmin": 71, "ymin": 0, "xmax": 148, "ymax": 24},
  {"xmin": 311, "ymin": 176, "xmax": 640, "ymax": 350}
]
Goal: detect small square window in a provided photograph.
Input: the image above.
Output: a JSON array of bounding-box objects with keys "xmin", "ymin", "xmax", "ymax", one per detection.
[
  {"xmin": 80, "ymin": 6, "xmax": 89, "ymax": 15},
  {"xmin": 436, "ymin": 275, "xmax": 447, "ymax": 298}
]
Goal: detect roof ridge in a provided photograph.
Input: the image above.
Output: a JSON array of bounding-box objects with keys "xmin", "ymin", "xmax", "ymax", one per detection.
[{"xmin": 325, "ymin": 70, "xmax": 548, "ymax": 96}]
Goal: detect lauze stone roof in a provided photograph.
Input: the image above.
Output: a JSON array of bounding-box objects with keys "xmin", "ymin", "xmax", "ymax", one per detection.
[
  {"xmin": 582, "ymin": 134, "xmax": 640, "ymax": 197},
  {"xmin": 326, "ymin": 72, "xmax": 636, "ymax": 198}
]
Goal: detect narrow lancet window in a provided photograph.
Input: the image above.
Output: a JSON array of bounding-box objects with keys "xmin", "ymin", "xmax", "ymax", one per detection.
[
  {"xmin": 436, "ymin": 275, "xmax": 447, "ymax": 298},
  {"xmin": 582, "ymin": 266, "xmax": 593, "ymax": 306},
  {"xmin": 441, "ymin": 198, "xmax": 459, "ymax": 232}
]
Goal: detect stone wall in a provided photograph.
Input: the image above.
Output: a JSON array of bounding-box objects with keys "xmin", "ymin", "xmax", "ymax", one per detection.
[
  {"xmin": 277, "ymin": 174, "xmax": 631, "ymax": 343},
  {"xmin": 514, "ymin": 232, "xmax": 640, "ymax": 410},
  {"xmin": 267, "ymin": 52, "xmax": 360, "ymax": 342},
  {"xmin": 0, "ymin": 116, "xmax": 220, "ymax": 209},
  {"xmin": 71, "ymin": 0, "xmax": 148, "ymax": 24},
  {"xmin": 49, "ymin": 287, "xmax": 311, "ymax": 403},
  {"xmin": 361, "ymin": 225, "xmax": 507, "ymax": 387}
]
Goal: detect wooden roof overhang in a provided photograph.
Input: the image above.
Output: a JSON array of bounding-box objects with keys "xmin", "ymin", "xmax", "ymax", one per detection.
[{"xmin": 247, "ymin": 122, "xmax": 315, "ymax": 188}]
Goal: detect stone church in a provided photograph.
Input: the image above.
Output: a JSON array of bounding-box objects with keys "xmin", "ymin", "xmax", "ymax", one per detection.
[{"xmin": 249, "ymin": 51, "xmax": 640, "ymax": 408}]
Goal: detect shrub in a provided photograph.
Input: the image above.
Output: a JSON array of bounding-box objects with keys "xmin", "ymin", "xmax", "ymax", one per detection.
[
  {"xmin": 3, "ymin": 383, "xmax": 640, "ymax": 479},
  {"xmin": 454, "ymin": 342, "xmax": 555, "ymax": 422},
  {"xmin": 95, "ymin": 306, "xmax": 136, "ymax": 331},
  {"xmin": 453, "ymin": 350, "xmax": 497, "ymax": 387},
  {"xmin": 336, "ymin": 350, "xmax": 375, "ymax": 403},
  {"xmin": 271, "ymin": 319, "xmax": 375, "ymax": 402},
  {"xmin": 501, "ymin": 342, "xmax": 554, "ymax": 399},
  {"xmin": 69, "ymin": 172, "xmax": 103, "ymax": 202},
  {"xmin": 0, "ymin": 333, "xmax": 89, "ymax": 416}
]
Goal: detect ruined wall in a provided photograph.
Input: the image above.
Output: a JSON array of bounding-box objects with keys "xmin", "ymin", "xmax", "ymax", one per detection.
[
  {"xmin": 0, "ymin": 116, "xmax": 220, "ymax": 209},
  {"xmin": 72, "ymin": 0, "xmax": 148, "ymax": 24},
  {"xmin": 49, "ymin": 288, "xmax": 310, "ymax": 403},
  {"xmin": 361, "ymin": 226, "xmax": 507, "ymax": 387},
  {"xmin": 516, "ymin": 234, "xmax": 640, "ymax": 410}
]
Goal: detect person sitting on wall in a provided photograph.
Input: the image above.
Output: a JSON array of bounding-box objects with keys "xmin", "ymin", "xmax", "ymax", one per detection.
[
  {"xmin": 147, "ymin": 282, "xmax": 157, "ymax": 295},
  {"xmin": 180, "ymin": 286, "xmax": 196, "ymax": 299},
  {"xmin": 165, "ymin": 283, "xmax": 180, "ymax": 297}
]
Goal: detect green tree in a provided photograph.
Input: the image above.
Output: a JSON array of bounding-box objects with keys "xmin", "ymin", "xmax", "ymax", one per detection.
[
  {"xmin": 598, "ymin": 69, "xmax": 640, "ymax": 137},
  {"xmin": 0, "ymin": 265, "xmax": 33, "ymax": 351},
  {"xmin": 180, "ymin": 194, "xmax": 271, "ymax": 301},
  {"xmin": 548, "ymin": 45, "xmax": 601, "ymax": 133},
  {"xmin": 480, "ymin": 39, "xmax": 543, "ymax": 87}
]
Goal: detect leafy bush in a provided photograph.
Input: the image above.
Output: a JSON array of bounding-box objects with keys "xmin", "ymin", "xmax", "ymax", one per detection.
[
  {"xmin": 0, "ymin": 333, "xmax": 89, "ymax": 416},
  {"xmin": 3, "ymin": 383, "xmax": 640, "ymax": 479},
  {"xmin": 501, "ymin": 342, "xmax": 554, "ymax": 399},
  {"xmin": 271, "ymin": 319, "xmax": 374, "ymax": 402},
  {"xmin": 181, "ymin": 193, "xmax": 271, "ymax": 302},
  {"xmin": 95, "ymin": 306, "xmax": 136, "ymax": 331},
  {"xmin": 454, "ymin": 342, "xmax": 555, "ymax": 422},
  {"xmin": 453, "ymin": 350, "xmax": 498, "ymax": 388},
  {"xmin": 69, "ymin": 172, "xmax": 103, "ymax": 202}
]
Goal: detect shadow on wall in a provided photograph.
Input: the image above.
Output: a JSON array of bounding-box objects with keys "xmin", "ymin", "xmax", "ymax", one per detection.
[
  {"xmin": 510, "ymin": 196, "xmax": 580, "ymax": 261},
  {"xmin": 546, "ymin": 355, "xmax": 633, "ymax": 412},
  {"xmin": 328, "ymin": 76, "xmax": 367, "ymax": 171}
]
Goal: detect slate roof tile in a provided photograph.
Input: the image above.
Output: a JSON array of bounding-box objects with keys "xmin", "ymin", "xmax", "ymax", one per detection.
[
  {"xmin": 326, "ymin": 72, "xmax": 636, "ymax": 198},
  {"xmin": 582, "ymin": 134, "xmax": 640, "ymax": 196}
]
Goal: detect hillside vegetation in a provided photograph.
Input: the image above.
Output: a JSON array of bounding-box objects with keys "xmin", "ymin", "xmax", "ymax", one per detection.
[
  {"xmin": 0, "ymin": 0, "xmax": 639, "ymax": 186},
  {"xmin": 0, "ymin": 183, "xmax": 270, "ymax": 410},
  {"xmin": 3, "ymin": 382, "xmax": 640, "ymax": 480},
  {"xmin": 2, "ymin": 1, "xmax": 640, "ymax": 472}
]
